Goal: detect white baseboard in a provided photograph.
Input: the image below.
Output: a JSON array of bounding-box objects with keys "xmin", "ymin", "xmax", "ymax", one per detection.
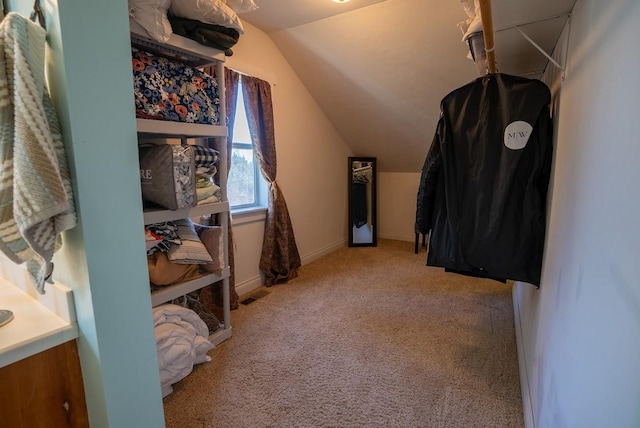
[
  {"xmin": 301, "ymin": 239, "xmax": 346, "ymax": 266},
  {"xmin": 235, "ymin": 275, "xmax": 264, "ymax": 297},
  {"xmin": 378, "ymin": 232, "xmax": 415, "ymax": 243},
  {"xmin": 234, "ymin": 240, "xmax": 347, "ymax": 297},
  {"xmin": 513, "ymin": 283, "xmax": 535, "ymax": 428}
]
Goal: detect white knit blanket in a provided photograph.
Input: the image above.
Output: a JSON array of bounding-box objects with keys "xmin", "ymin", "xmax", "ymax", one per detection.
[{"xmin": 0, "ymin": 13, "xmax": 76, "ymax": 294}]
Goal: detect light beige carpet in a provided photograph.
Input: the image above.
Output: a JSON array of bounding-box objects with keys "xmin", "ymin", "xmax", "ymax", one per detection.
[{"xmin": 163, "ymin": 239, "xmax": 524, "ymax": 427}]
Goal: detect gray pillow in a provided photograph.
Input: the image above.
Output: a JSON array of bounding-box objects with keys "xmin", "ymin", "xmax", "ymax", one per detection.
[
  {"xmin": 195, "ymin": 224, "xmax": 224, "ymax": 275},
  {"xmin": 168, "ymin": 219, "xmax": 213, "ymax": 264}
]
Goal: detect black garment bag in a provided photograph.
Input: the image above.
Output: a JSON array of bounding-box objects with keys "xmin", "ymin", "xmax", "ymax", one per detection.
[{"xmin": 416, "ymin": 73, "xmax": 552, "ymax": 286}]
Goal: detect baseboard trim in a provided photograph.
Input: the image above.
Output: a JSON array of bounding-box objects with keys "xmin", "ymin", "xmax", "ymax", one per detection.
[
  {"xmin": 301, "ymin": 240, "xmax": 346, "ymax": 266},
  {"xmin": 234, "ymin": 240, "xmax": 347, "ymax": 297},
  {"xmin": 235, "ymin": 276, "xmax": 264, "ymax": 297},
  {"xmin": 378, "ymin": 232, "xmax": 414, "ymax": 243},
  {"xmin": 513, "ymin": 283, "xmax": 535, "ymax": 428}
]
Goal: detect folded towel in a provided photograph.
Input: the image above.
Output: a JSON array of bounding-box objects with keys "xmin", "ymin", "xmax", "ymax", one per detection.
[
  {"xmin": 197, "ymin": 195, "xmax": 220, "ymax": 205},
  {"xmin": 196, "ymin": 183, "xmax": 220, "ymax": 202},
  {"xmin": 0, "ymin": 13, "xmax": 76, "ymax": 294}
]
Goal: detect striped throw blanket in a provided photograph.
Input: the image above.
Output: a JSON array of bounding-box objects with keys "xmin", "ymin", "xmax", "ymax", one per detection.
[{"xmin": 0, "ymin": 13, "xmax": 76, "ymax": 294}]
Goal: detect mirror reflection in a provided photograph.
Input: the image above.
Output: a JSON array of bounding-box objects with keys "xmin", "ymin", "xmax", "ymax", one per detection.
[{"xmin": 349, "ymin": 157, "xmax": 377, "ymax": 247}]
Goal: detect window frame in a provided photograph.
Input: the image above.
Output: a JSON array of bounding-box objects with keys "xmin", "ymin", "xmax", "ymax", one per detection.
[
  {"xmin": 227, "ymin": 80, "xmax": 267, "ymax": 213},
  {"xmin": 229, "ymin": 141, "xmax": 261, "ymax": 211}
]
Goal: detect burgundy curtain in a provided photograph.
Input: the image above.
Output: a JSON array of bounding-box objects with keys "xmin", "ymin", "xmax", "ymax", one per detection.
[
  {"xmin": 242, "ymin": 75, "xmax": 301, "ymax": 286},
  {"xmin": 222, "ymin": 67, "xmax": 240, "ymax": 166}
]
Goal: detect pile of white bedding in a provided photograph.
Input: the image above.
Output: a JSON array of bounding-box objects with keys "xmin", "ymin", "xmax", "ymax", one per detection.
[{"xmin": 153, "ymin": 304, "xmax": 214, "ymax": 397}]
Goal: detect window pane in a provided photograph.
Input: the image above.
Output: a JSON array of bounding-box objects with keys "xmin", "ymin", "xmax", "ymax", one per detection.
[
  {"xmin": 233, "ymin": 86, "xmax": 252, "ymax": 143},
  {"xmin": 228, "ymin": 147, "xmax": 255, "ymax": 207}
]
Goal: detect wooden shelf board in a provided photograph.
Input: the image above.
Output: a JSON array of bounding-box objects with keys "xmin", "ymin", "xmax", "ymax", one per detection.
[
  {"xmin": 209, "ymin": 327, "xmax": 232, "ymax": 346},
  {"xmin": 136, "ymin": 119, "xmax": 227, "ymax": 139},
  {"xmin": 151, "ymin": 268, "xmax": 230, "ymax": 307},
  {"xmin": 130, "ymin": 21, "xmax": 226, "ymax": 66},
  {"xmin": 143, "ymin": 201, "xmax": 229, "ymax": 225}
]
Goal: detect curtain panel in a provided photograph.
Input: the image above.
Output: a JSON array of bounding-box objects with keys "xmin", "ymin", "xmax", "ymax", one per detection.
[{"xmin": 241, "ymin": 75, "xmax": 301, "ymax": 286}]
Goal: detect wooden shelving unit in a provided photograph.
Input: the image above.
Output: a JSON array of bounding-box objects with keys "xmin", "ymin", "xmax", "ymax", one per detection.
[{"xmin": 131, "ymin": 28, "xmax": 232, "ymax": 342}]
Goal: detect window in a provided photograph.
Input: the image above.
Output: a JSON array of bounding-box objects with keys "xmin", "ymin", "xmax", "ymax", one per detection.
[{"xmin": 227, "ymin": 82, "xmax": 266, "ymax": 211}]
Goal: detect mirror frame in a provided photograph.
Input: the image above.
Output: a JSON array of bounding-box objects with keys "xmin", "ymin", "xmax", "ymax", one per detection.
[{"xmin": 348, "ymin": 156, "xmax": 377, "ymax": 247}]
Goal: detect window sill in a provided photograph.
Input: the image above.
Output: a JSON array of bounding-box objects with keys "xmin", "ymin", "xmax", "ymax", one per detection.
[{"xmin": 231, "ymin": 206, "xmax": 267, "ymax": 226}]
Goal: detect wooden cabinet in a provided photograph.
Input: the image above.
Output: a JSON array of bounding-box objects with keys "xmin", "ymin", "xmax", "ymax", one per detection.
[{"xmin": 0, "ymin": 340, "xmax": 89, "ymax": 428}]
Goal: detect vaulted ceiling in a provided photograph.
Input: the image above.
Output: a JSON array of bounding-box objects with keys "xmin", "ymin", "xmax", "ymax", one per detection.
[{"xmin": 242, "ymin": 0, "xmax": 576, "ymax": 172}]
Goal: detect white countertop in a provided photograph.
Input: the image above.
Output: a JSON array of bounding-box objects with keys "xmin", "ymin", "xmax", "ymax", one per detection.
[{"xmin": 0, "ymin": 276, "xmax": 78, "ymax": 368}]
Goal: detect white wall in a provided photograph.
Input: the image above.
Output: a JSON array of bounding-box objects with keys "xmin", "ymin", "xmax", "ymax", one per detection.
[
  {"xmin": 227, "ymin": 24, "xmax": 430, "ymax": 291},
  {"xmin": 378, "ymin": 172, "xmax": 421, "ymax": 243},
  {"xmin": 225, "ymin": 23, "xmax": 352, "ymax": 294},
  {"xmin": 514, "ymin": 1, "xmax": 640, "ymax": 427}
]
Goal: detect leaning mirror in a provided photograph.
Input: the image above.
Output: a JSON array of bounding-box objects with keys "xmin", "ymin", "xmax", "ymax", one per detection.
[{"xmin": 348, "ymin": 157, "xmax": 377, "ymax": 247}]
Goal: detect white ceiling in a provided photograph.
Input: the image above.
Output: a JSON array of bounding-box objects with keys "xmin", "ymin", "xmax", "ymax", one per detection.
[
  {"xmin": 240, "ymin": 0, "xmax": 389, "ymax": 33},
  {"xmin": 242, "ymin": 0, "xmax": 576, "ymax": 172}
]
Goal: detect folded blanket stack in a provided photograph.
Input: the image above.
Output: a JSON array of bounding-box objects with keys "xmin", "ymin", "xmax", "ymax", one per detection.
[
  {"xmin": 153, "ymin": 304, "xmax": 214, "ymax": 397},
  {"xmin": 146, "ymin": 219, "xmax": 216, "ymax": 287},
  {"xmin": 192, "ymin": 145, "xmax": 221, "ymax": 205}
]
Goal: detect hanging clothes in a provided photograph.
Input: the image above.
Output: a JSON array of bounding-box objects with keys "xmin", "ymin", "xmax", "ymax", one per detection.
[
  {"xmin": 351, "ymin": 164, "xmax": 371, "ymax": 228},
  {"xmin": 351, "ymin": 182, "xmax": 368, "ymax": 228},
  {"xmin": 416, "ymin": 73, "xmax": 552, "ymax": 286}
]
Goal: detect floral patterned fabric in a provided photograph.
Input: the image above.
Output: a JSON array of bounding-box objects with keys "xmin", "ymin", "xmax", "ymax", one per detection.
[
  {"xmin": 171, "ymin": 146, "xmax": 197, "ymax": 209},
  {"xmin": 132, "ymin": 47, "xmax": 220, "ymax": 124}
]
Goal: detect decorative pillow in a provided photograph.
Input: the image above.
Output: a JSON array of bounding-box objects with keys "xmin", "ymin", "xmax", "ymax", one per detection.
[
  {"xmin": 146, "ymin": 222, "xmax": 182, "ymax": 255},
  {"xmin": 169, "ymin": 0, "xmax": 245, "ymax": 34},
  {"xmin": 128, "ymin": 0, "xmax": 172, "ymax": 43},
  {"xmin": 139, "ymin": 145, "xmax": 197, "ymax": 211},
  {"xmin": 224, "ymin": 0, "xmax": 258, "ymax": 14},
  {"xmin": 132, "ymin": 47, "xmax": 221, "ymax": 125},
  {"xmin": 169, "ymin": 219, "xmax": 214, "ymax": 264},
  {"xmin": 195, "ymin": 224, "xmax": 224, "ymax": 275},
  {"xmin": 148, "ymin": 252, "xmax": 202, "ymax": 286}
]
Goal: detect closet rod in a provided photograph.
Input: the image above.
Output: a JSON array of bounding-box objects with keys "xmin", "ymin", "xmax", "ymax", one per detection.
[{"xmin": 478, "ymin": 0, "xmax": 496, "ymax": 74}]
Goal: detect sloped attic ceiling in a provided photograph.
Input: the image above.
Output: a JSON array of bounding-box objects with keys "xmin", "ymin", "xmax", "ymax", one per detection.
[{"xmin": 242, "ymin": 0, "xmax": 575, "ymax": 172}]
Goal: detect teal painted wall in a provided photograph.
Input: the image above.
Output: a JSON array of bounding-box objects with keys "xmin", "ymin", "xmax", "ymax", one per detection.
[{"xmin": 8, "ymin": 0, "xmax": 165, "ymax": 426}]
